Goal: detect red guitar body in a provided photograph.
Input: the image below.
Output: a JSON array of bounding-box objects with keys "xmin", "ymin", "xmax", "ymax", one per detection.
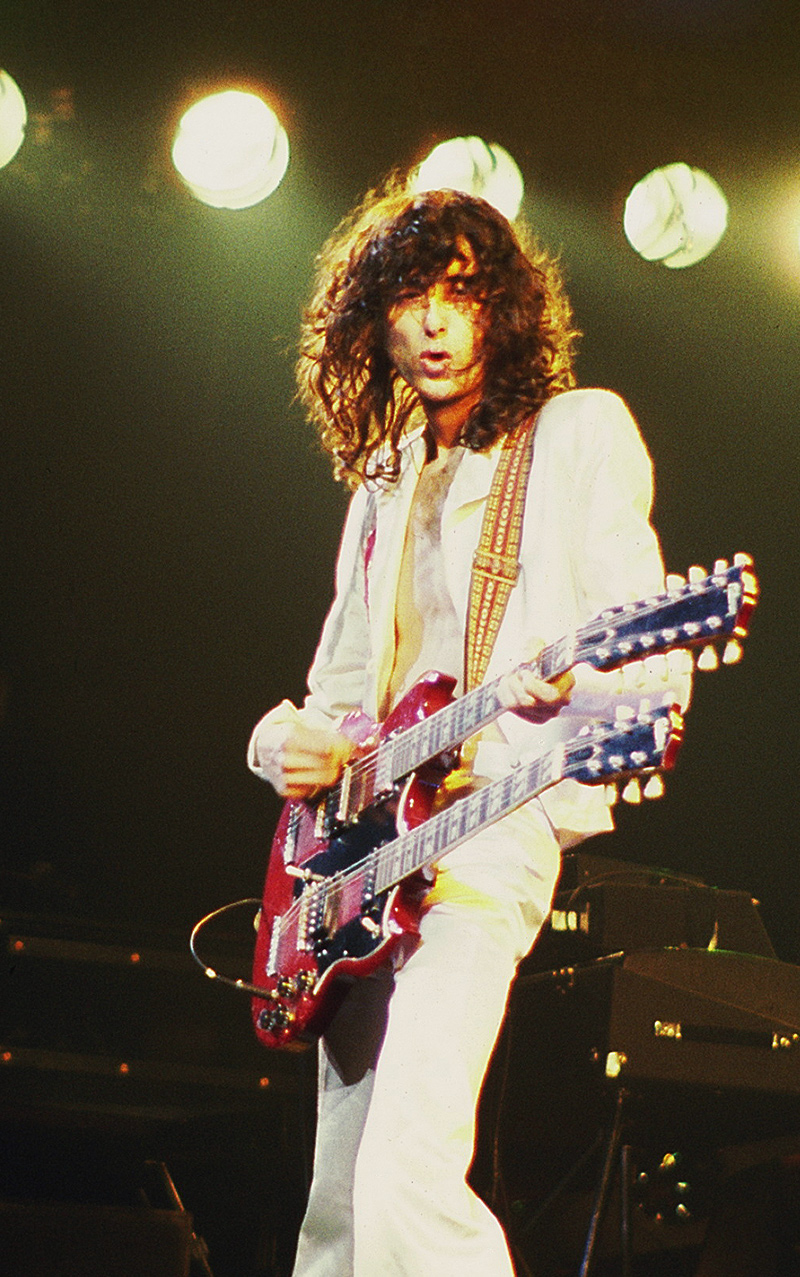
[{"xmin": 250, "ymin": 672, "xmax": 457, "ymax": 1048}]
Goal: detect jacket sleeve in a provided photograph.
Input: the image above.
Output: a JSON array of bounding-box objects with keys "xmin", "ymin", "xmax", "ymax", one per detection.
[
  {"xmin": 247, "ymin": 483, "xmax": 375, "ymax": 778},
  {"xmin": 569, "ymin": 389, "xmax": 664, "ymax": 613},
  {"xmin": 304, "ymin": 483, "xmax": 375, "ymax": 723},
  {"xmin": 481, "ymin": 391, "xmax": 692, "ymax": 801},
  {"xmin": 563, "ymin": 389, "xmax": 693, "ymax": 720}
]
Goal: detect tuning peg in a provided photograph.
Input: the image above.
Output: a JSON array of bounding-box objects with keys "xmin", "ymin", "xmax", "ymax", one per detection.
[
  {"xmin": 696, "ymin": 646, "xmax": 719, "ymax": 671},
  {"xmin": 723, "ymin": 639, "xmax": 743, "ymax": 665},
  {"xmin": 734, "ymin": 552, "xmax": 753, "ymax": 567},
  {"xmin": 688, "ymin": 565, "xmax": 707, "ymax": 585},
  {"xmin": 604, "ymin": 784, "xmax": 619, "ymax": 807},
  {"xmin": 713, "ymin": 558, "xmax": 729, "ymax": 574},
  {"xmin": 644, "ymin": 774, "xmax": 665, "ymax": 799},
  {"xmin": 622, "ymin": 779, "xmax": 643, "ymax": 804},
  {"xmin": 665, "ymin": 573, "xmax": 686, "ymax": 592}
]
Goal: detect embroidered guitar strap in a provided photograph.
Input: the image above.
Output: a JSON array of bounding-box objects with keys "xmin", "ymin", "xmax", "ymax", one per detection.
[{"xmin": 465, "ymin": 415, "xmax": 537, "ymax": 692}]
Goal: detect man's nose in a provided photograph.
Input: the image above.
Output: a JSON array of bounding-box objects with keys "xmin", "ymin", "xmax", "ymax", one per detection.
[{"xmin": 421, "ymin": 288, "xmax": 447, "ymax": 334}]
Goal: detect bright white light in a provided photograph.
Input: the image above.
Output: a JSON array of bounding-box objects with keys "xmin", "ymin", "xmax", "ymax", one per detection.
[
  {"xmin": 623, "ymin": 163, "xmax": 729, "ymax": 268},
  {"xmin": 0, "ymin": 70, "xmax": 27, "ymax": 170},
  {"xmin": 412, "ymin": 136, "xmax": 525, "ymax": 221},
  {"xmin": 171, "ymin": 90, "xmax": 289, "ymax": 210}
]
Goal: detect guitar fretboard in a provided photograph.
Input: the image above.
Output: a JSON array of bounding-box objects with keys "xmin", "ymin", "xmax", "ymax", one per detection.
[{"xmin": 371, "ymin": 745, "xmax": 561, "ymax": 896}]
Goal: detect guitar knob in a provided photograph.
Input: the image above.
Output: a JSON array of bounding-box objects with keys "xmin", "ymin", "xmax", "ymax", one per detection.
[
  {"xmin": 257, "ymin": 1005, "xmax": 296, "ymax": 1033},
  {"xmin": 296, "ymin": 969, "xmax": 316, "ymax": 993},
  {"xmin": 276, "ymin": 976, "xmax": 298, "ymax": 999}
]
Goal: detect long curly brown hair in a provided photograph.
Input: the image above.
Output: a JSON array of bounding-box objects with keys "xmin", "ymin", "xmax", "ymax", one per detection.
[{"xmin": 297, "ymin": 179, "xmax": 579, "ymax": 487}]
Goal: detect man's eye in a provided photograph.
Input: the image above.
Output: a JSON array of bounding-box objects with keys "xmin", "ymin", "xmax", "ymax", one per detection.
[{"xmin": 449, "ymin": 278, "xmax": 480, "ymax": 300}]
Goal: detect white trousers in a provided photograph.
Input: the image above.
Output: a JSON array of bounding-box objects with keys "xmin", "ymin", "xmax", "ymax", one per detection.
[{"xmin": 291, "ymin": 800, "xmax": 563, "ymax": 1277}]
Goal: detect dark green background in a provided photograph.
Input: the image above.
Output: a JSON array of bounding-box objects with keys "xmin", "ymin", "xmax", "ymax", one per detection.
[{"xmin": 1, "ymin": 0, "xmax": 797, "ymax": 959}]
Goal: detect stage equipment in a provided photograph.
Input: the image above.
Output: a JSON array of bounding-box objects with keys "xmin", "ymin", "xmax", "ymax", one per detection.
[
  {"xmin": 0, "ymin": 70, "xmax": 27, "ymax": 169},
  {"xmin": 474, "ymin": 855, "xmax": 800, "ymax": 1276},
  {"xmin": 1, "ymin": 913, "xmax": 311, "ymax": 1276},
  {"xmin": 171, "ymin": 89, "xmax": 289, "ymax": 210},
  {"xmin": 624, "ymin": 163, "xmax": 728, "ymax": 268},
  {"xmin": 413, "ymin": 136, "xmax": 524, "ymax": 220},
  {"xmin": 534, "ymin": 851, "xmax": 776, "ymax": 967}
]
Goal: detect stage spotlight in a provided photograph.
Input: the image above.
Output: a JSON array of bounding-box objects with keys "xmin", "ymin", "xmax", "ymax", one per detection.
[
  {"xmin": 0, "ymin": 70, "xmax": 27, "ymax": 169},
  {"xmin": 171, "ymin": 89, "xmax": 289, "ymax": 210},
  {"xmin": 412, "ymin": 136, "xmax": 524, "ymax": 221},
  {"xmin": 623, "ymin": 162, "xmax": 728, "ymax": 268}
]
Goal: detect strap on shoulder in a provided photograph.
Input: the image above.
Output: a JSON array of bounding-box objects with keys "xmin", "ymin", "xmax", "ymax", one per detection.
[{"xmin": 464, "ymin": 415, "xmax": 538, "ymax": 692}]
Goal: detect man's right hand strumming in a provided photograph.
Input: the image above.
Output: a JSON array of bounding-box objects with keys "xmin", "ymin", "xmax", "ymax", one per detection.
[{"xmin": 252, "ymin": 721, "xmax": 354, "ymax": 799}]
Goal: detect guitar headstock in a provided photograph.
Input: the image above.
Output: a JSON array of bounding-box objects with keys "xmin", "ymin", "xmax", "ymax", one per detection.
[
  {"xmin": 585, "ymin": 553, "xmax": 758, "ymax": 672},
  {"xmin": 563, "ymin": 704, "xmax": 684, "ymax": 800}
]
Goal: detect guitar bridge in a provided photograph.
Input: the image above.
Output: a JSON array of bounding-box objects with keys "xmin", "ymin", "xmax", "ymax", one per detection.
[{"xmin": 334, "ymin": 763, "xmax": 352, "ymax": 824}]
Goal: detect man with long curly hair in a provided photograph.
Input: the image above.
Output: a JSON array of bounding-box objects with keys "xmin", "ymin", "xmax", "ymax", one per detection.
[{"xmin": 248, "ymin": 181, "xmax": 689, "ymax": 1276}]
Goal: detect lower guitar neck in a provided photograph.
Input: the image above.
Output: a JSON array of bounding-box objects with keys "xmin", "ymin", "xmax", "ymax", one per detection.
[{"xmin": 372, "ymin": 745, "xmax": 561, "ymax": 896}]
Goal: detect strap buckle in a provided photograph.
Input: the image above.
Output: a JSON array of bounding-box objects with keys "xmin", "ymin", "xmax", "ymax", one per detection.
[{"xmin": 472, "ymin": 548, "xmax": 520, "ymax": 585}]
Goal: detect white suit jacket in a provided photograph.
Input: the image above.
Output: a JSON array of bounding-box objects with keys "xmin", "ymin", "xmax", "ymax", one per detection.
[{"xmin": 249, "ymin": 388, "xmax": 691, "ymax": 844}]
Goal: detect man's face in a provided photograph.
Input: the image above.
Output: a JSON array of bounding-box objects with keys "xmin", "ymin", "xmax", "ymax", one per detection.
[{"xmin": 384, "ymin": 239, "xmax": 485, "ymax": 417}]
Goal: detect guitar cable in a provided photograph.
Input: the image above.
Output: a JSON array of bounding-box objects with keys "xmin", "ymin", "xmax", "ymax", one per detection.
[{"xmin": 189, "ymin": 897, "xmax": 278, "ymax": 1001}]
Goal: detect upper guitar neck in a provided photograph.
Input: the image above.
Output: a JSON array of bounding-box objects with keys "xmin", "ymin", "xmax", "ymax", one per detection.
[{"xmin": 333, "ymin": 556, "xmax": 756, "ymax": 825}]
